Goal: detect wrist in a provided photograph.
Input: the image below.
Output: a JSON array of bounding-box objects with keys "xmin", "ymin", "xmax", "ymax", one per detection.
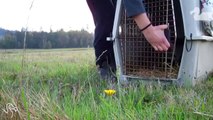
[
  {"xmin": 140, "ymin": 23, "xmax": 152, "ymax": 32},
  {"xmin": 142, "ymin": 24, "xmax": 154, "ymax": 35},
  {"xmin": 133, "ymin": 13, "xmax": 152, "ymax": 29}
]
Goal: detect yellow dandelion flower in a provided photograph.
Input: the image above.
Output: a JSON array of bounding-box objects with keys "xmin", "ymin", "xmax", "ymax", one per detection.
[{"xmin": 104, "ymin": 89, "xmax": 116, "ymax": 96}]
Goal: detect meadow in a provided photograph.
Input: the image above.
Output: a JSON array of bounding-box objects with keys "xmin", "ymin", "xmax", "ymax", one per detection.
[{"xmin": 0, "ymin": 48, "xmax": 213, "ymax": 120}]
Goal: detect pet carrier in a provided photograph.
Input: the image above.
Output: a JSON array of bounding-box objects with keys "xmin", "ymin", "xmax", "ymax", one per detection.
[{"xmin": 107, "ymin": 0, "xmax": 213, "ymax": 85}]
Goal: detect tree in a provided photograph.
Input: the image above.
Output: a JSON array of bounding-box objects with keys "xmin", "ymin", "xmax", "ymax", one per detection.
[
  {"xmin": 0, "ymin": 28, "xmax": 94, "ymax": 49},
  {"xmin": 0, "ymin": 33, "xmax": 16, "ymax": 48}
]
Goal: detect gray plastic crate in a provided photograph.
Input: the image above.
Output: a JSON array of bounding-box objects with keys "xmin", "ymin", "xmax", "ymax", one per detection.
[{"xmin": 108, "ymin": 0, "xmax": 213, "ymax": 85}]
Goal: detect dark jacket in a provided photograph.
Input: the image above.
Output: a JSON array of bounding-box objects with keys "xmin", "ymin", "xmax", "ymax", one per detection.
[{"xmin": 123, "ymin": 0, "xmax": 146, "ymax": 17}]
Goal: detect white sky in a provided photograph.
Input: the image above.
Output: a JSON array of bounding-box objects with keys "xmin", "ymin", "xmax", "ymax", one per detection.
[{"xmin": 0, "ymin": 0, "xmax": 95, "ymax": 32}]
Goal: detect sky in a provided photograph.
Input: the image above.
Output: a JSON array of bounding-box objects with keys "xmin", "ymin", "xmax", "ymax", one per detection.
[{"xmin": 0, "ymin": 0, "xmax": 95, "ymax": 32}]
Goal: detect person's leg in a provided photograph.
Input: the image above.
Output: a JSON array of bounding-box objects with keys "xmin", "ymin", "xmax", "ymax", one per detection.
[{"xmin": 86, "ymin": 0, "xmax": 116, "ymax": 80}]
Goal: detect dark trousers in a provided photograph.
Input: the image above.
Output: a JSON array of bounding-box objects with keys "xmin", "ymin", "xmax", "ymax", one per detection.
[{"xmin": 86, "ymin": 0, "xmax": 116, "ymax": 69}]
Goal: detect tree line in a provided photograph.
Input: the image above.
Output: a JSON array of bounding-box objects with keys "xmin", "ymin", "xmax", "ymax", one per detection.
[{"xmin": 0, "ymin": 28, "xmax": 94, "ymax": 49}]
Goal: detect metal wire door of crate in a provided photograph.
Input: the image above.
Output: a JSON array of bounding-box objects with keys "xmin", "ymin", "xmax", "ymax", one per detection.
[{"xmin": 108, "ymin": 0, "xmax": 179, "ymax": 82}]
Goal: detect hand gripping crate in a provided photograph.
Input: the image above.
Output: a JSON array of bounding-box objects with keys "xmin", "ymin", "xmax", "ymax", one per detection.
[{"xmin": 107, "ymin": 0, "xmax": 213, "ymax": 85}]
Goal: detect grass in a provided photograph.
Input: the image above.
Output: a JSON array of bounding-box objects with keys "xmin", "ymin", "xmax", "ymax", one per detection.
[{"xmin": 0, "ymin": 48, "xmax": 213, "ymax": 120}]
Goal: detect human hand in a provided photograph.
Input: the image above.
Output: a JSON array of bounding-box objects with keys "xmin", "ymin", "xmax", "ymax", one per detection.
[{"xmin": 142, "ymin": 24, "xmax": 170, "ymax": 51}]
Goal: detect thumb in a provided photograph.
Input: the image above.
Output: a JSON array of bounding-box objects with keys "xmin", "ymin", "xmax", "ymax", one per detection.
[{"xmin": 157, "ymin": 24, "xmax": 168, "ymax": 30}]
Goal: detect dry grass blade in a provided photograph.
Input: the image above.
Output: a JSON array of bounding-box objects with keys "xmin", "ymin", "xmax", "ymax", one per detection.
[{"xmin": 193, "ymin": 112, "xmax": 213, "ymax": 118}]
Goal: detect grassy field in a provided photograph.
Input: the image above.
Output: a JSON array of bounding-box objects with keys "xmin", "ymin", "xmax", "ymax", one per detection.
[{"xmin": 0, "ymin": 48, "xmax": 213, "ymax": 120}]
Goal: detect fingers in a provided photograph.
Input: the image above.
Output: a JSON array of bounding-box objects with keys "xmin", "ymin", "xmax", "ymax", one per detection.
[
  {"xmin": 157, "ymin": 46, "xmax": 163, "ymax": 51},
  {"xmin": 152, "ymin": 37, "xmax": 170, "ymax": 52},
  {"xmin": 155, "ymin": 44, "xmax": 167, "ymax": 52},
  {"xmin": 157, "ymin": 25, "xmax": 170, "ymax": 51},
  {"xmin": 152, "ymin": 43, "xmax": 167, "ymax": 52},
  {"xmin": 159, "ymin": 43, "xmax": 168, "ymax": 51},
  {"xmin": 151, "ymin": 45, "xmax": 158, "ymax": 51},
  {"xmin": 144, "ymin": 24, "xmax": 170, "ymax": 52},
  {"xmin": 163, "ymin": 38, "xmax": 170, "ymax": 48},
  {"xmin": 157, "ymin": 24, "xmax": 168, "ymax": 30},
  {"xmin": 159, "ymin": 38, "xmax": 170, "ymax": 51}
]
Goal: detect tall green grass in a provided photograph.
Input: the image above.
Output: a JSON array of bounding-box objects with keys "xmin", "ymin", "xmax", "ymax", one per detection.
[{"xmin": 0, "ymin": 48, "xmax": 213, "ymax": 120}]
